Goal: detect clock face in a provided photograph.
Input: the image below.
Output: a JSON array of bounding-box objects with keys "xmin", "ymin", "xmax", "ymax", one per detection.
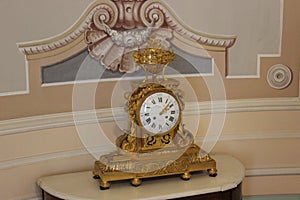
[{"xmin": 139, "ymin": 92, "xmax": 180, "ymax": 134}]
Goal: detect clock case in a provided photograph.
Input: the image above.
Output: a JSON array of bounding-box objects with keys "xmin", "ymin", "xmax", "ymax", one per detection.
[
  {"xmin": 125, "ymin": 82, "xmax": 182, "ymax": 152},
  {"xmin": 93, "ymin": 79, "xmax": 217, "ymax": 190}
]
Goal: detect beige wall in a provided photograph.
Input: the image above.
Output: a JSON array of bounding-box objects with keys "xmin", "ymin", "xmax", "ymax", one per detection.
[{"xmin": 0, "ymin": 0, "xmax": 300, "ymax": 199}]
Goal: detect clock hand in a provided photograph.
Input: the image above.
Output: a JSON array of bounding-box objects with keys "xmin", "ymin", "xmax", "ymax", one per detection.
[{"xmin": 159, "ymin": 101, "xmax": 171, "ymax": 115}]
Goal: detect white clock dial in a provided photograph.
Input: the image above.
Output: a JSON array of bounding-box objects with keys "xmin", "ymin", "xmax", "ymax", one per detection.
[{"xmin": 139, "ymin": 92, "xmax": 180, "ymax": 134}]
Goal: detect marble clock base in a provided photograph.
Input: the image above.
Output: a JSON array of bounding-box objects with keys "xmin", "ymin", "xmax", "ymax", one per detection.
[{"xmin": 93, "ymin": 144, "xmax": 217, "ymax": 190}]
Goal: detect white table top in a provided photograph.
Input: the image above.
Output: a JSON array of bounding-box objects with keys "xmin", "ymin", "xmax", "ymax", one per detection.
[{"xmin": 37, "ymin": 155, "xmax": 245, "ymax": 200}]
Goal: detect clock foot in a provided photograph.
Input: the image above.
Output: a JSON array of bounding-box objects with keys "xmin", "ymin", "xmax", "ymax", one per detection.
[
  {"xmin": 181, "ymin": 172, "xmax": 191, "ymax": 181},
  {"xmin": 208, "ymin": 168, "xmax": 218, "ymax": 177},
  {"xmin": 131, "ymin": 178, "xmax": 142, "ymax": 187},
  {"xmin": 93, "ymin": 175, "xmax": 100, "ymax": 179},
  {"xmin": 100, "ymin": 181, "xmax": 111, "ymax": 190}
]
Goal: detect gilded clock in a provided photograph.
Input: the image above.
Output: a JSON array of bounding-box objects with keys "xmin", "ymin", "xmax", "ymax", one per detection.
[{"xmin": 93, "ymin": 46, "xmax": 217, "ymax": 190}]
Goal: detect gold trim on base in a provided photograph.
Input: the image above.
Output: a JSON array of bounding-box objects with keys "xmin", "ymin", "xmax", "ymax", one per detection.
[{"xmin": 93, "ymin": 144, "xmax": 217, "ymax": 189}]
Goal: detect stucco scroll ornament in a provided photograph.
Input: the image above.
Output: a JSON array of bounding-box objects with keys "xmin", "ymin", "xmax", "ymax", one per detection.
[
  {"xmin": 101, "ymin": 22, "xmax": 153, "ymax": 49},
  {"xmin": 85, "ymin": 8, "xmax": 173, "ymax": 73}
]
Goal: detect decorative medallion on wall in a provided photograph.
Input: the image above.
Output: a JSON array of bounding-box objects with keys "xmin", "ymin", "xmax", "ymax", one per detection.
[{"xmin": 267, "ymin": 64, "xmax": 292, "ymax": 90}]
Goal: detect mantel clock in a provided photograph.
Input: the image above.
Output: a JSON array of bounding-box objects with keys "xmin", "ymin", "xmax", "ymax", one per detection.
[{"xmin": 93, "ymin": 43, "xmax": 217, "ymax": 190}]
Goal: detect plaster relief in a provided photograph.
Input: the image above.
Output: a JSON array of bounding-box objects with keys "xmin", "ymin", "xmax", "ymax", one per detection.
[
  {"xmin": 267, "ymin": 64, "xmax": 292, "ymax": 90},
  {"xmin": 84, "ymin": 0, "xmax": 235, "ymax": 74}
]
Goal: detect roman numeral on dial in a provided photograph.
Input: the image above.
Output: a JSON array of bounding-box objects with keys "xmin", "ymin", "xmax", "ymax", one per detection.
[
  {"xmin": 169, "ymin": 116, "xmax": 174, "ymax": 122},
  {"xmin": 151, "ymin": 123, "xmax": 156, "ymax": 129},
  {"xmin": 146, "ymin": 118, "xmax": 151, "ymax": 124}
]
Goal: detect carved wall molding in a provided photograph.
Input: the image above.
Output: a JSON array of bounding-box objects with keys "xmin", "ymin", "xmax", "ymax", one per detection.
[
  {"xmin": 140, "ymin": 0, "xmax": 236, "ymax": 48},
  {"xmin": 18, "ymin": 0, "xmax": 236, "ymax": 61},
  {"xmin": 18, "ymin": 0, "xmax": 118, "ymax": 58},
  {"xmin": 85, "ymin": 0, "xmax": 236, "ymax": 72},
  {"xmin": 2, "ymin": 98, "xmax": 300, "ymax": 136}
]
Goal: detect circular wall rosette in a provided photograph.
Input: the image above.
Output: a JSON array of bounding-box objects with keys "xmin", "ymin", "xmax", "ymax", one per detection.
[{"xmin": 267, "ymin": 64, "xmax": 292, "ymax": 90}]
